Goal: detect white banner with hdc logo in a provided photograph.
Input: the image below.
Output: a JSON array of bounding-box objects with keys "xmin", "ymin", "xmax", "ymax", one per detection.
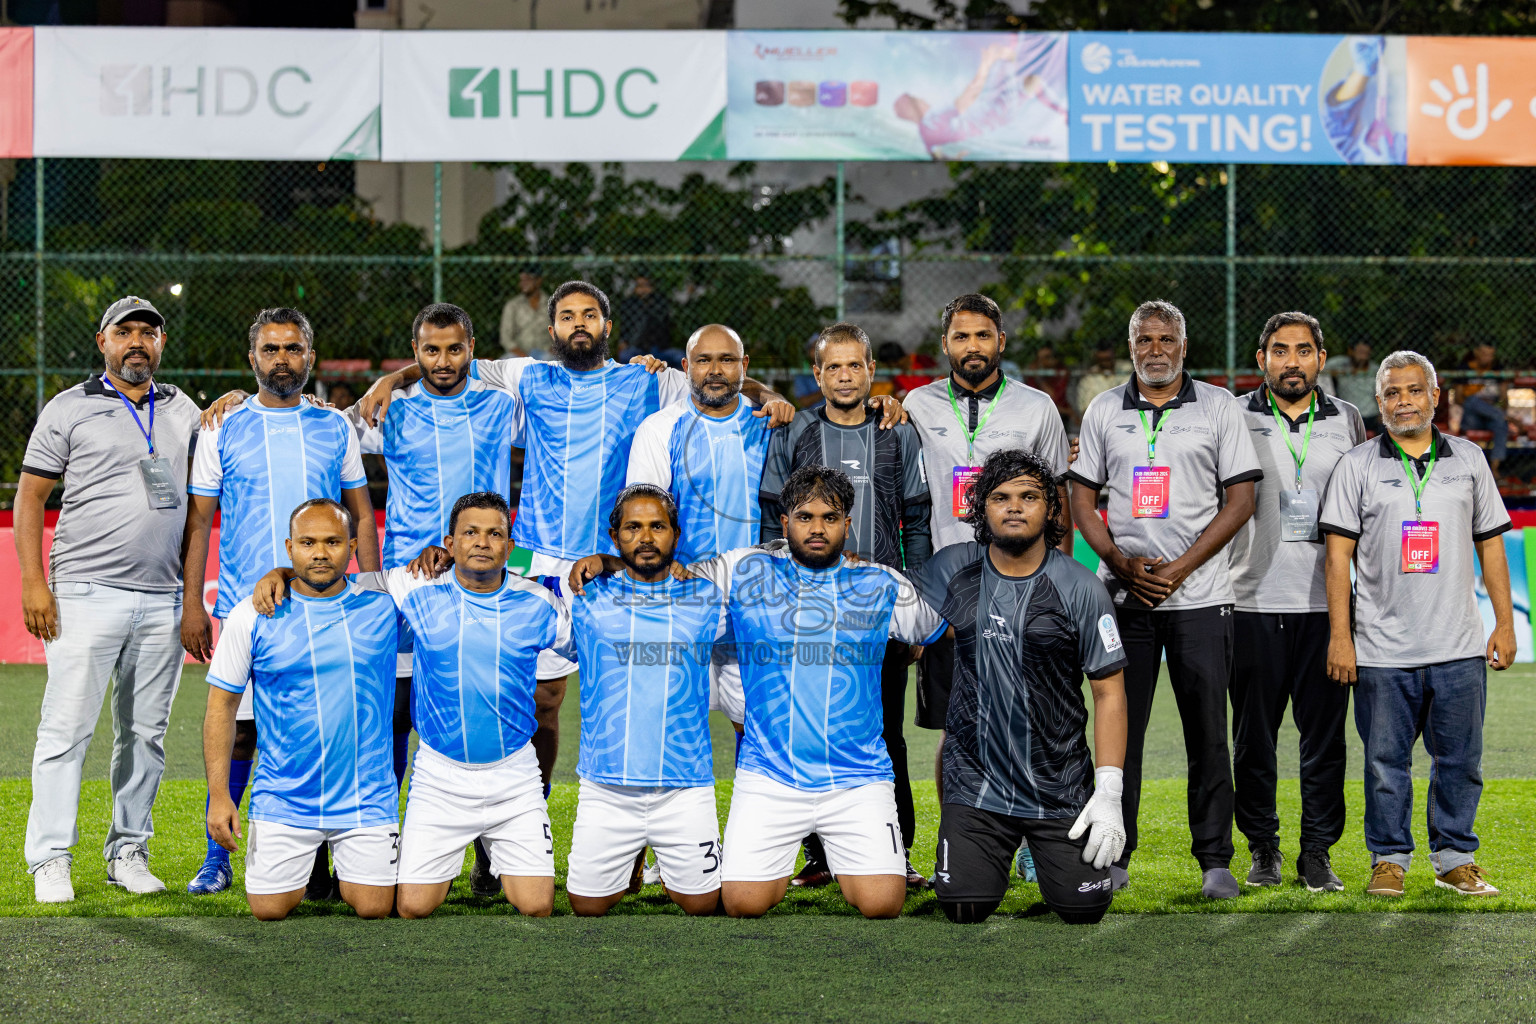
[
  {"xmin": 32, "ymin": 27, "xmax": 382, "ymax": 160},
  {"xmin": 379, "ymin": 31, "xmax": 727, "ymax": 162}
]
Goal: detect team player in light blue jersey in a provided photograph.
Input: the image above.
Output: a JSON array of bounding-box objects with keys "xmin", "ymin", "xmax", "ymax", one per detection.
[
  {"xmin": 689, "ymin": 466, "xmax": 945, "ymax": 919},
  {"xmin": 355, "ymin": 281, "xmax": 796, "ymax": 804},
  {"xmin": 558, "ymin": 485, "xmax": 728, "ymax": 916},
  {"xmin": 182, "ymin": 308, "xmax": 380, "ymax": 897},
  {"xmin": 204, "ymin": 499, "xmax": 402, "ymax": 922},
  {"xmin": 626, "ymin": 324, "xmax": 775, "ymax": 564},
  {"xmin": 261, "ymin": 491, "xmax": 570, "ymax": 919}
]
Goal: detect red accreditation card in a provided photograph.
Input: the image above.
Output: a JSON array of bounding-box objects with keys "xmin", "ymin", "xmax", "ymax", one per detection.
[
  {"xmin": 1131, "ymin": 466, "xmax": 1170, "ymax": 519},
  {"xmin": 952, "ymin": 466, "xmax": 981, "ymax": 517},
  {"xmin": 1401, "ymin": 521, "xmax": 1439, "ymax": 573}
]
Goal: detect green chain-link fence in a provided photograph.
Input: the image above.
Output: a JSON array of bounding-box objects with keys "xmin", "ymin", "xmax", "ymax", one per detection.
[{"xmin": 4, "ymin": 155, "xmax": 1536, "ymax": 495}]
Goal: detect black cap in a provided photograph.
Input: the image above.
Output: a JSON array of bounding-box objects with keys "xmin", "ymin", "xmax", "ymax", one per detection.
[{"xmin": 99, "ymin": 295, "xmax": 165, "ymax": 332}]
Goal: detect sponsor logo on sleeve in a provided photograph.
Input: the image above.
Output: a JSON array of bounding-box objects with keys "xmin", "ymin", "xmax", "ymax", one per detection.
[{"xmin": 1098, "ymin": 613, "xmax": 1123, "ymax": 654}]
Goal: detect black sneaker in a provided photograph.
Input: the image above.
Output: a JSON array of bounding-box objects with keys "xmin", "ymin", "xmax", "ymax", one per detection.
[
  {"xmin": 469, "ymin": 837, "xmax": 501, "ymax": 898},
  {"xmin": 1246, "ymin": 845, "xmax": 1283, "ymax": 887},
  {"xmin": 305, "ymin": 845, "xmax": 337, "ymax": 901},
  {"xmin": 904, "ymin": 855, "xmax": 929, "ymax": 890},
  {"xmin": 1296, "ymin": 848, "xmax": 1343, "ymax": 892},
  {"xmin": 790, "ymin": 857, "xmax": 833, "ymax": 888}
]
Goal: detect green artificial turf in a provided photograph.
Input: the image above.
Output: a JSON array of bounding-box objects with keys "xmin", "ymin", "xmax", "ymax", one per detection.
[{"xmin": 4, "ymin": 665, "xmax": 1536, "ymax": 1022}]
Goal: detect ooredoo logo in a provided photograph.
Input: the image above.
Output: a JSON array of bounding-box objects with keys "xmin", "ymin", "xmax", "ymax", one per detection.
[{"xmin": 1081, "ymin": 42, "xmax": 1112, "ymax": 74}]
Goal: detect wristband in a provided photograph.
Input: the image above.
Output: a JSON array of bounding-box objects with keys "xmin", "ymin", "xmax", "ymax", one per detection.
[{"xmin": 1094, "ymin": 765, "xmax": 1124, "ymax": 799}]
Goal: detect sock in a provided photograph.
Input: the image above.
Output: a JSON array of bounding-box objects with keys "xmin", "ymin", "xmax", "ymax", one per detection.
[
  {"xmin": 393, "ymin": 733, "xmax": 411, "ymax": 788},
  {"xmin": 543, "ymin": 781, "xmax": 552, "ymax": 800},
  {"xmin": 204, "ymin": 759, "xmax": 253, "ymax": 861}
]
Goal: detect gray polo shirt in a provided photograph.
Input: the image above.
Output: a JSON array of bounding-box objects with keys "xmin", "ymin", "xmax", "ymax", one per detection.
[
  {"xmin": 21, "ymin": 374, "xmax": 201, "ymax": 593},
  {"xmin": 1318, "ymin": 429, "xmax": 1511, "ymax": 668},
  {"xmin": 904, "ymin": 374, "xmax": 1070, "ymax": 549},
  {"xmin": 1068, "ymin": 373, "xmax": 1263, "ymax": 612},
  {"xmin": 1230, "ymin": 387, "xmax": 1367, "ymax": 614}
]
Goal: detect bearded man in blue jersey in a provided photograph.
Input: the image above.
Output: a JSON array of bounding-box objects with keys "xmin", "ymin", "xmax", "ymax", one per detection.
[{"xmin": 205, "ymin": 499, "xmax": 401, "ymax": 922}]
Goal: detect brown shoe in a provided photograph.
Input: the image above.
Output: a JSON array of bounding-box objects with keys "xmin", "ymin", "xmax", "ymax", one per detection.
[
  {"xmin": 1366, "ymin": 861, "xmax": 1405, "ymax": 896},
  {"xmin": 1435, "ymin": 863, "xmax": 1499, "ymax": 896}
]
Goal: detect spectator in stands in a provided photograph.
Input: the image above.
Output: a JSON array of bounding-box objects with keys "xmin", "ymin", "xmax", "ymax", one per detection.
[
  {"xmin": 1331, "ymin": 341, "xmax": 1381, "ymax": 434},
  {"xmin": 617, "ymin": 273, "xmax": 681, "ymax": 367},
  {"xmin": 1024, "ymin": 344, "xmax": 1074, "ymax": 425},
  {"xmin": 499, "ymin": 266, "xmax": 550, "ymax": 359},
  {"xmin": 1459, "ymin": 342, "xmax": 1508, "ymax": 479},
  {"xmin": 1072, "ymin": 341, "xmax": 1131, "ymax": 420},
  {"xmin": 326, "ymin": 380, "xmax": 357, "ymax": 412}
]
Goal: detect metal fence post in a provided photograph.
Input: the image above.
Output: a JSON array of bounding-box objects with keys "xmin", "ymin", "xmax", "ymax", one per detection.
[
  {"xmin": 834, "ymin": 161, "xmax": 846, "ymax": 322},
  {"xmin": 1225, "ymin": 162, "xmax": 1237, "ymax": 391},
  {"xmin": 432, "ymin": 161, "xmax": 444, "ymax": 304},
  {"xmin": 33, "ymin": 157, "xmax": 44, "ymax": 415}
]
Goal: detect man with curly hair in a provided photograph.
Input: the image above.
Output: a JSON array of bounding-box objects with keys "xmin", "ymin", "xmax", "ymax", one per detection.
[{"xmin": 912, "ymin": 449, "xmax": 1129, "ymax": 924}]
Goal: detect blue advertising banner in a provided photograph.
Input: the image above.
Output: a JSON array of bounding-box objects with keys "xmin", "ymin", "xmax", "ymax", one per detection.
[
  {"xmin": 727, "ymin": 31, "xmax": 1067, "ymax": 160},
  {"xmin": 1068, "ymin": 32, "xmax": 1408, "ymax": 164}
]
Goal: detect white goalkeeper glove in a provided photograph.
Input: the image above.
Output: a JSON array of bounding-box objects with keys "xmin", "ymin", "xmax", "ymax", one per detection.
[{"xmin": 1067, "ymin": 766, "xmax": 1126, "ymax": 871}]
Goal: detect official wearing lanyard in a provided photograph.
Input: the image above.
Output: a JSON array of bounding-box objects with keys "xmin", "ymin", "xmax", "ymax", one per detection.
[
  {"xmin": 117, "ymin": 384, "xmax": 181, "ymax": 510},
  {"xmin": 1131, "ymin": 407, "xmax": 1170, "ymax": 518},
  {"xmin": 947, "ymin": 376, "xmax": 1005, "ymax": 518}
]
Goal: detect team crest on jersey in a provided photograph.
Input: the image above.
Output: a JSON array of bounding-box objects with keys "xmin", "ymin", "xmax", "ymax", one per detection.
[{"xmin": 1098, "ymin": 613, "xmax": 1123, "ymax": 654}]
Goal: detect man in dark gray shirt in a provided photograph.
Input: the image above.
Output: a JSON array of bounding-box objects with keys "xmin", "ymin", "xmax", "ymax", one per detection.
[
  {"xmin": 760, "ymin": 321, "xmax": 931, "ymax": 888},
  {"xmin": 1069, "ymin": 299, "xmax": 1261, "ymax": 900},
  {"xmin": 912, "ymin": 448, "xmax": 1128, "ymax": 925},
  {"xmin": 18, "ymin": 296, "xmax": 202, "ymax": 903},
  {"xmin": 1229, "ymin": 312, "xmax": 1366, "ymax": 893},
  {"xmin": 1321, "ymin": 350, "xmax": 1514, "ymax": 898}
]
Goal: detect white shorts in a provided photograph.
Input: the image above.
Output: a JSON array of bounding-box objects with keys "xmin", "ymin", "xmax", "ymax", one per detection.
[
  {"xmin": 722, "ymin": 770, "xmax": 905, "ymax": 882},
  {"xmin": 236, "ymin": 684, "xmax": 254, "ymax": 721},
  {"xmin": 397, "ymin": 741, "xmax": 554, "ymax": 885},
  {"xmin": 709, "ymin": 649, "xmax": 744, "ymax": 725},
  {"xmin": 245, "ymin": 819, "xmax": 399, "ymax": 895},
  {"xmin": 566, "ymin": 780, "xmax": 721, "ymax": 898},
  {"xmin": 526, "ymin": 552, "xmax": 578, "ymax": 678}
]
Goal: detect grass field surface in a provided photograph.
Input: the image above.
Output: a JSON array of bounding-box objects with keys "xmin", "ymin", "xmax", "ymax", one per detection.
[{"xmin": 3, "ymin": 664, "xmax": 1535, "ymax": 1021}]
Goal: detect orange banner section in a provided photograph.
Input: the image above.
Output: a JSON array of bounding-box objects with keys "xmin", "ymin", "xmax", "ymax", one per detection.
[
  {"xmin": 0, "ymin": 28, "xmax": 33, "ymax": 158},
  {"xmin": 1407, "ymin": 36, "xmax": 1536, "ymax": 165}
]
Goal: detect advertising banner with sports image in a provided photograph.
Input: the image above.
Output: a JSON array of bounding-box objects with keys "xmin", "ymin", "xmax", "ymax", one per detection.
[
  {"xmin": 1068, "ymin": 32, "xmax": 1408, "ymax": 164},
  {"xmin": 32, "ymin": 27, "xmax": 382, "ymax": 160},
  {"xmin": 380, "ymin": 31, "xmax": 727, "ymax": 162},
  {"xmin": 725, "ymin": 30, "xmax": 1068, "ymax": 160}
]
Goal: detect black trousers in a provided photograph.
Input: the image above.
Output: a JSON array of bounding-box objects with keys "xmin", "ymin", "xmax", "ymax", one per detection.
[
  {"xmin": 934, "ymin": 804, "xmax": 1111, "ymax": 925},
  {"xmin": 1116, "ymin": 603, "xmax": 1235, "ymax": 871},
  {"xmin": 914, "ymin": 634, "xmax": 954, "ymax": 730},
  {"xmin": 881, "ymin": 640, "xmax": 918, "ymax": 850},
  {"xmin": 1231, "ymin": 611, "xmax": 1349, "ymax": 854}
]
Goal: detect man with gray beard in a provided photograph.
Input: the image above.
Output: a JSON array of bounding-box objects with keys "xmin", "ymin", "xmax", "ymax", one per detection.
[
  {"xmin": 1068, "ymin": 300, "xmax": 1261, "ymax": 900},
  {"xmin": 180, "ymin": 307, "xmax": 380, "ymax": 896},
  {"xmin": 20, "ymin": 296, "xmax": 203, "ymax": 903}
]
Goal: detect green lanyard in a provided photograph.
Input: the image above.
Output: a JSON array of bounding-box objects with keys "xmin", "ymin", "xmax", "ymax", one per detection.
[
  {"xmin": 947, "ymin": 377, "xmax": 1007, "ymax": 463},
  {"xmin": 1269, "ymin": 390, "xmax": 1316, "ymax": 490},
  {"xmin": 1135, "ymin": 407, "xmax": 1166, "ymax": 466},
  {"xmin": 1391, "ymin": 437, "xmax": 1437, "ymax": 522}
]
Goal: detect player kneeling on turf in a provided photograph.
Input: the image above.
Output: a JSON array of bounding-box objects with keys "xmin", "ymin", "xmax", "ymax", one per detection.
[
  {"xmin": 257, "ymin": 492, "xmax": 567, "ymax": 919},
  {"xmin": 913, "ymin": 450, "xmax": 1129, "ymax": 925},
  {"xmin": 204, "ymin": 499, "xmax": 404, "ymax": 921},
  {"xmin": 691, "ymin": 466, "xmax": 944, "ymax": 919},
  {"xmin": 562, "ymin": 484, "xmax": 729, "ymax": 915}
]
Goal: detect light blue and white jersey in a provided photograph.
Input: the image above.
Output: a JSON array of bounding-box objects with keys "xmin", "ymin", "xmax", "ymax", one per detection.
[
  {"xmin": 472, "ymin": 358, "xmax": 689, "ymax": 561},
  {"xmin": 692, "ymin": 546, "xmax": 944, "ymax": 792},
  {"xmin": 626, "ymin": 399, "xmax": 774, "ymax": 563},
  {"xmin": 207, "ymin": 583, "xmax": 403, "ymax": 830},
  {"xmin": 559, "ymin": 572, "xmax": 728, "ymax": 788},
  {"xmin": 361, "ymin": 566, "xmax": 571, "ymax": 767},
  {"xmin": 190, "ymin": 400, "xmax": 366, "ymax": 619},
  {"xmin": 352, "ymin": 379, "xmax": 520, "ymax": 569}
]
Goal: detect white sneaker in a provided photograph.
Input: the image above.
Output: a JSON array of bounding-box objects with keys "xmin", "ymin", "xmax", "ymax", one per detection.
[
  {"xmin": 34, "ymin": 857, "xmax": 74, "ymax": 903},
  {"xmin": 642, "ymin": 855, "xmax": 661, "ymax": 886},
  {"xmin": 106, "ymin": 844, "xmax": 166, "ymax": 894}
]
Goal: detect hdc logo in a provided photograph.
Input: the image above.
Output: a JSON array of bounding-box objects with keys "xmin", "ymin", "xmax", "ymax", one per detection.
[
  {"xmin": 448, "ymin": 67, "xmax": 659, "ymax": 119},
  {"xmin": 100, "ymin": 65, "xmax": 313, "ymax": 117}
]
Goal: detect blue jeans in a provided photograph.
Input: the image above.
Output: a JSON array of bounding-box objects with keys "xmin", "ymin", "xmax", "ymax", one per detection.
[
  {"xmin": 1460, "ymin": 396, "xmax": 1507, "ymax": 463},
  {"xmin": 1354, "ymin": 658, "xmax": 1485, "ymax": 873}
]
